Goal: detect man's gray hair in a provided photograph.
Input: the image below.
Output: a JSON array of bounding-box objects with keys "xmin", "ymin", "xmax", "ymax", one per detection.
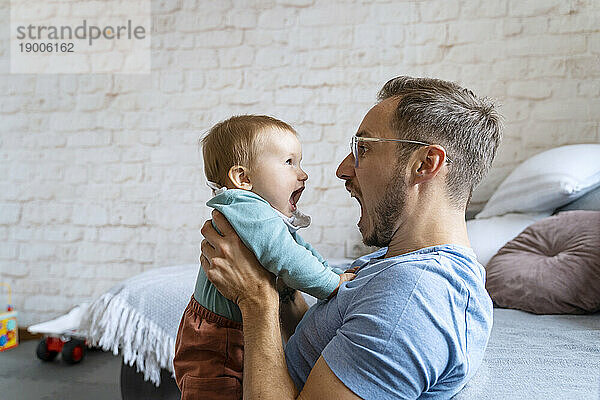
[{"xmin": 378, "ymin": 76, "xmax": 503, "ymax": 208}]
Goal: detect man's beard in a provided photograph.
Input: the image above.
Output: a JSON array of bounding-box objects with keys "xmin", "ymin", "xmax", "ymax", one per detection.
[{"xmin": 363, "ymin": 172, "xmax": 406, "ymax": 248}]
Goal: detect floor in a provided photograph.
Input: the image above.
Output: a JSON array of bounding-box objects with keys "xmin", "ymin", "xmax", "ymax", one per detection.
[{"xmin": 0, "ymin": 339, "xmax": 122, "ymax": 400}]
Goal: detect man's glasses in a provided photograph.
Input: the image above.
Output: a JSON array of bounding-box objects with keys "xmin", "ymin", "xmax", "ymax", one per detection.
[{"xmin": 350, "ymin": 135, "xmax": 452, "ymax": 168}]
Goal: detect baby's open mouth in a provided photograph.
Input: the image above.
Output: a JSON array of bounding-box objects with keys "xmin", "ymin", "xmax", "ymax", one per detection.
[{"xmin": 289, "ymin": 187, "xmax": 304, "ymax": 211}]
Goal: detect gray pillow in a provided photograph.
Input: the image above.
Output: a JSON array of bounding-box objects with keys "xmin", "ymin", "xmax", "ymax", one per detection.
[
  {"xmin": 486, "ymin": 211, "xmax": 600, "ymax": 314},
  {"xmin": 555, "ymin": 185, "xmax": 600, "ymax": 213}
]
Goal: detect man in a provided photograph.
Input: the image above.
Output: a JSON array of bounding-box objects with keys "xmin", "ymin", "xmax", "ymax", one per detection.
[{"xmin": 200, "ymin": 76, "xmax": 502, "ymax": 399}]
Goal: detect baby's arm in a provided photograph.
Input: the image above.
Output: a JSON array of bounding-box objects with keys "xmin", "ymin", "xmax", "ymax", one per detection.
[
  {"xmin": 290, "ymin": 231, "xmax": 330, "ymax": 268},
  {"xmin": 207, "ymin": 191, "xmax": 345, "ymax": 299},
  {"xmin": 291, "ymin": 231, "xmax": 355, "ymax": 294}
]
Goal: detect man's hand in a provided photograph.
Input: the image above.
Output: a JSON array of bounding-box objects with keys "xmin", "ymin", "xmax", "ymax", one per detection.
[{"xmin": 200, "ymin": 209, "xmax": 278, "ymax": 311}]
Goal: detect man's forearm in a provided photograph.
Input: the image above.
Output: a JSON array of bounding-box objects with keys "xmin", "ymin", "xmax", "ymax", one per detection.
[{"xmin": 240, "ymin": 296, "xmax": 299, "ymax": 400}]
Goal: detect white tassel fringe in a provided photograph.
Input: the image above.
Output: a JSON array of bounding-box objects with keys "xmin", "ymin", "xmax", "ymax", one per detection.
[{"xmin": 81, "ymin": 292, "xmax": 175, "ymax": 387}]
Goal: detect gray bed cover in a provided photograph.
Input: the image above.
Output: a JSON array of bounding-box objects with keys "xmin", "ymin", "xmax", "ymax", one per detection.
[
  {"xmin": 121, "ymin": 280, "xmax": 600, "ymax": 399},
  {"xmin": 454, "ymin": 308, "xmax": 600, "ymax": 399}
]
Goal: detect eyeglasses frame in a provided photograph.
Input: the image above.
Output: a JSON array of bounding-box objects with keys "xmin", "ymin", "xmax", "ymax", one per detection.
[{"xmin": 350, "ymin": 135, "xmax": 452, "ymax": 168}]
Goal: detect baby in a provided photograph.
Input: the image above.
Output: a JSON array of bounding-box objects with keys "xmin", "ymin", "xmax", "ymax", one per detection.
[{"xmin": 173, "ymin": 115, "xmax": 355, "ymax": 399}]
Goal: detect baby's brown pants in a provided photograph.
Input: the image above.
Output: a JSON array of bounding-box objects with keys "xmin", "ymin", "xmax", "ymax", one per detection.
[{"xmin": 173, "ymin": 296, "xmax": 243, "ymax": 400}]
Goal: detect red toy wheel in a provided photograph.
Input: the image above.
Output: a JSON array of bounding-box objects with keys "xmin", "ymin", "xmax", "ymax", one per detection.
[
  {"xmin": 62, "ymin": 339, "xmax": 86, "ymax": 364},
  {"xmin": 36, "ymin": 338, "xmax": 59, "ymax": 362}
]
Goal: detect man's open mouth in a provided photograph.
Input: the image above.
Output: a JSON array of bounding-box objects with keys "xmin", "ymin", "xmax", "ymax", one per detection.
[
  {"xmin": 350, "ymin": 192, "xmax": 362, "ymax": 206},
  {"xmin": 346, "ymin": 183, "xmax": 362, "ymax": 207},
  {"xmin": 289, "ymin": 187, "xmax": 304, "ymax": 211},
  {"xmin": 346, "ymin": 184, "xmax": 365, "ymax": 228}
]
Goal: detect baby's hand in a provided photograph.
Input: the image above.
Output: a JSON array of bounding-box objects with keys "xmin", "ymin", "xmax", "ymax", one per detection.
[
  {"xmin": 328, "ymin": 272, "xmax": 356, "ymax": 299},
  {"xmin": 339, "ymin": 272, "xmax": 356, "ymax": 285}
]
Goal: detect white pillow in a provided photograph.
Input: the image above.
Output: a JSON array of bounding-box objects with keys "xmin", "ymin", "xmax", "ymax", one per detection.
[
  {"xmin": 467, "ymin": 212, "xmax": 551, "ymax": 266},
  {"xmin": 477, "ymin": 144, "xmax": 600, "ymax": 219}
]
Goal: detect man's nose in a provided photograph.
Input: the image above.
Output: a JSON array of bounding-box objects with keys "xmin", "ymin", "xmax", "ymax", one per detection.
[{"xmin": 336, "ymin": 153, "xmax": 355, "ymax": 180}]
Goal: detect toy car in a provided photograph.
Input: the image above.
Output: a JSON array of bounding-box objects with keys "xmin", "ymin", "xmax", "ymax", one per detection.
[
  {"xmin": 36, "ymin": 335, "xmax": 87, "ymax": 364},
  {"xmin": 28, "ymin": 303, "xmax": 90, "ymax": 365}
]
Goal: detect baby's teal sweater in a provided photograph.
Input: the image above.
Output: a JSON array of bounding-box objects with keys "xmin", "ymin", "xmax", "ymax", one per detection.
[{"xmin": 193, "ymin": 189, "xmax": 341, "ymax": 323}]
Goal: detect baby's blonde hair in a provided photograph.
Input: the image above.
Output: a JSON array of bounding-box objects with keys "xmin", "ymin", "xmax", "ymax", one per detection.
[{"xmin": 201, "ymin": 115, "xmax": 296, "ymax": 187}]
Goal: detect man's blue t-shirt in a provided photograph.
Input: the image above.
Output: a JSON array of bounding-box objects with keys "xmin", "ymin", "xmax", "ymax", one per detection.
[{"xmin": 284, "ymin": 245, "xmax": 493, "ymax": 399}]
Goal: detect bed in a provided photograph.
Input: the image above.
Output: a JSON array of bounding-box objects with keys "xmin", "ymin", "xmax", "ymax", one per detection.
[
  {"xmin": 117, "ymin": 311, "xmax": 600, "ymax": 399},
  {"xmin": 454, "ymin": 309, "xmax": 600, "ymax": 399},
  {"xmin": 80, "ymin": 261, "xmax": 600, "ymax": 400}
]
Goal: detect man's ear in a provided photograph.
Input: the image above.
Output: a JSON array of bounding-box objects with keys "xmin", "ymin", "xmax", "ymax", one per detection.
[
  {"xmin": 228, "ymin": 165, "xmax": 252, "ymax": 190},
  {"xmin": 412, "ymin": 145, "xmax": 448, "ymax": 185}
]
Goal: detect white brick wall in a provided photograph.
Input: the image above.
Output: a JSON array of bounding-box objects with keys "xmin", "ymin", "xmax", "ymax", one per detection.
[{"xmin": 1, "ymin": 0, "xmax": 599, "ymax": 325}]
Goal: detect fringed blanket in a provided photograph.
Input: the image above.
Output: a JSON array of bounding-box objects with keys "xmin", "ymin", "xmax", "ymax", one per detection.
[{"xmin": 80, "ymin": 264, "xmax": 198, "ymax": 386}]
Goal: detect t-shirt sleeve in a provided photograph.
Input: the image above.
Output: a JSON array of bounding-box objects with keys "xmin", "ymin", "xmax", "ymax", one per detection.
[
  {"xmin": 321, "ymin": 267, "xmax": 455, "ymax": 400},
  {"xmin": 207, "ymin": 191, "xmax": 340, "ymax": 299}
]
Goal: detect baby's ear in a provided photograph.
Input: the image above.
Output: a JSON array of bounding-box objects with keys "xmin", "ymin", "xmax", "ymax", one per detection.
[{"xmin": 228, "ymin": 165, "xmax": 252, "ymax": 190}]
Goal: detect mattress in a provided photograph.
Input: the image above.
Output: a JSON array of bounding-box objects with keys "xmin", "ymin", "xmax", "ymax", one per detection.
[
  {"xmin": 82, "ymin": 264, "xmax": 600, "ymax": 398},
  {"xmin": 453, "ymin": 308, "xmax": 600, "ymax": 399}
]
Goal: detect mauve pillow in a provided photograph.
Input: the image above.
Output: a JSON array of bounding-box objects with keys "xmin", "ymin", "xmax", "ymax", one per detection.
[{"xmin": 486, "ymin": 211, "xmax": 600, "ymax": 314}]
